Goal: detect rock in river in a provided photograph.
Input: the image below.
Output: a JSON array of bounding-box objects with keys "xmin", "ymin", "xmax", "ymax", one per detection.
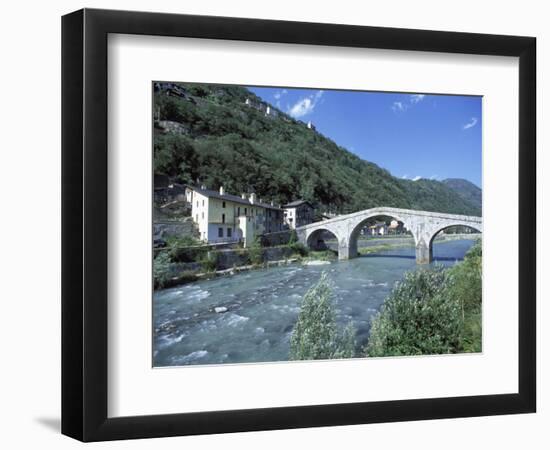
[{"xmin": 303, "ymin": 260, "xmax": 331, "ymax": 266}]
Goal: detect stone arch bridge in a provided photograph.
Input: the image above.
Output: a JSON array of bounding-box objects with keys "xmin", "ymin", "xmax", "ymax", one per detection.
[{"xmin": 295, "ymin": 207, "xmax": 482, "ymax": 264}]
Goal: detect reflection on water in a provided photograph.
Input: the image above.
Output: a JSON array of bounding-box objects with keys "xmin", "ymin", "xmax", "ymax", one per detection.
[{"xmin": 153, "ymin": 239, "xmax": 476, "ymax": 367}]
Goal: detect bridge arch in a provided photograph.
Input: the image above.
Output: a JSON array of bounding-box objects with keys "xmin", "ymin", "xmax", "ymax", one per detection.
[
  {"xmin": 347, "ymin": 212, "xmax": 413, "ymax": 258},
  {"xmin": 305, "ymin": 228, "xmax": 342, "ymax": 257},
  {"xmin": 424, "ymin": 223, "xmax": 482, "ymax": 263}
]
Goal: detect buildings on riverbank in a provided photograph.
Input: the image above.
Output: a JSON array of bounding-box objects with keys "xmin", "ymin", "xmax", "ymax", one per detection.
[
  {"xmin": 187, "ymin": 185, "xmax": 288, "ymax": 246},
  {"xmin": 186, "ymin": 186, "xmax": 317, "ymax": 246},
  {"xmin": 283, "ymin": 200, "xmax": 315, "ymax": 229}
]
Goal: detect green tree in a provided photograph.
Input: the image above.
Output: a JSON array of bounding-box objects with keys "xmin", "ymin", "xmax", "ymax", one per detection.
[
  {"xmin": 366, "ymin": 266, "xmax": 462, "ymax": 357},
  {"xmin": 199, "ymin": 251, "xmax": 218, "ymax": 272},
  {"xmin": 248, "ymin": 236, "xmax": 264, "ymax": 266},
  {"xmin": 442, "ymin": 240, "xmax": 482, "ymax": 352},
  {"xmin": 153, "ymin": 252, "xmax": 172, "ymax": 288},
  {"xmin": 334, "ymin": 322, "xmax": 357, "ymax": 359},
  {"xmin": 288, "ymin": 229, "xmax": 298, "ymax": 244},
  {"xmin": 290, "ymin": 273, "xmax": 356, "ymax": 360}
]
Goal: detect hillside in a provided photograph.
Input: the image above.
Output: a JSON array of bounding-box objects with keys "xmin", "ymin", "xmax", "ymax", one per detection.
[
  {"xmin": 442, "ymin": 178, "xmax": 482, "ymax": 212},
  {"xmin": 153, "ymin": 83, "xmax": 481, "ymax": 216}
]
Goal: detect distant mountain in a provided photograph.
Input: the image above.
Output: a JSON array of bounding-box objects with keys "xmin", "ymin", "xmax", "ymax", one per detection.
[
  {"xmin": 442, "ymin": 178, "xmax": 482, "ymax": 213},
  {"xmin": 153, "ymin": 82, "xmax": 482, "ymax": 216}
]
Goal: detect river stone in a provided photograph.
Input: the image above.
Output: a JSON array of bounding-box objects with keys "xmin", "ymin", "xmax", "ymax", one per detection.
[
  {"xmin": 303, "ymin": 260, "xmax": 331, "ymax": 266},
  {"xmin": 214, "ymin": 306, "xmax": 228, "ymax": 313}
]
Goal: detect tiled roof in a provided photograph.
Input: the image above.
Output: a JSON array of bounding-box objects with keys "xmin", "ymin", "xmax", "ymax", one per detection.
[
  {"xmin": 283, "ymin": 199, "xmax": 313, "ymax": 208},
  {"xmin": 190, "ymin": 186, "xmax": 282, "ymax": 210}
]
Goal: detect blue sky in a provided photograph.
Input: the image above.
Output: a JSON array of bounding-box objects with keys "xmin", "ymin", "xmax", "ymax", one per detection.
[{"xmin": 247, "ymin": 86, "xmax": 482, "ymax": 187}]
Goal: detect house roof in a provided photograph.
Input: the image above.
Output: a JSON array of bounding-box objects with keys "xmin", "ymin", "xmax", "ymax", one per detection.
[
  {"xmin": 283, "ymin": 199, "xmax": 313, "ymax": 208},
  {"xmin": 190, "ymin": 186, "xmax": 282, "ymax": 211}
]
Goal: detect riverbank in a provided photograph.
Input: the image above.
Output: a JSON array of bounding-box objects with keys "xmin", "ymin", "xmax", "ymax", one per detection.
[
  {"xmin": 160, "ymin": 249, "xmax": 337, "ymax": 288},
  {"xmin": 162, "ymin": 257, "xmax": 300, "ymax": 288},
  {"xmin": 155, "ymin": 233, "xmax": 481, "ymax": 289}
]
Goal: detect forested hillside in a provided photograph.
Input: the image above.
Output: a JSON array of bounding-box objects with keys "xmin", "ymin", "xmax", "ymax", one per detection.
[
  {"xmin": 442, "ymin": 178, "xmax": 482, "ymax": 212},
  {"xmin": 153, "ymin": 83, "xmax": 481, "ymax": 216}
]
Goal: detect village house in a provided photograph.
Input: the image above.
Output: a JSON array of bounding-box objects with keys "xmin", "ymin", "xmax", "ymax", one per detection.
[
  {"xmin": 363, "ymin": 219, "xmax": 405, "ymax": 236},
  {"xmin": 283, "ymin": 200, "xmax": 315, "ymax": 229},
  {"xmin": 188, "ymin": 186, "xmax": 284, "ymax": 246}
]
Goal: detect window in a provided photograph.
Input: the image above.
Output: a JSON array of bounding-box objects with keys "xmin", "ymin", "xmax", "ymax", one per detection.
[
  {"xmin": 222, "ymin": 201, "xmax": 226, "ymax": 208},
  {"xmin": 222, "ymin": 213, "xmax": 225, "ymax": 224},
  {"xmin": 244, "ymin": 207, "xmax": 247, "ymax": 215},
  {"xmin": 196, "ymin": 201, "xmax": 199, "ymax": 208},
  {"xmin": 237, "ymin": 207, "xmax": 240, "ymax": 216},
  {"xmin": 218, "ymin": 228, "xmax": 223, "ymax": 238},
  {"xmin": 202, "ymin": 199, "xmax": 205, "ymax": 206},
  {"xmin": 227, "ymin": 228, "xmax": 232, "ymax": 238}
]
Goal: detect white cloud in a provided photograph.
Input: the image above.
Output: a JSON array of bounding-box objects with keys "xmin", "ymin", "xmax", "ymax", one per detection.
[
  {"xmin": 273, "ymin": 89, "xmax": 289, "ymax": 108},
  {"xmin": 402, "ymin": 174, "xmax": 409, "ymax": 179},
  {"xmin": 463, "ymin": 117, "xmax": 478, "ymax": 130},
  {"xmin": 288, "ymin": 90, "xmax": 323, "ymax": 118},
  {"xmin": 412, "ymin": 176, "xmax": 422, "ymax": 181},
  {"xmin": 392, "ymin": 94, "xmax": 427, "ymax": 113},
  {"xmin": 391, "ymin": 101, "xmax": 407, "ymax": 113},
  {"xmin": 430, "ymin": 175, "xmax": 439, "ymax": 180},
  {"xmin": 273, "ymin": 89, "xmax": 288, "ymax": 101},
  {"xmin": 410, "ymin": 94, "xmax": 426, "ymax": 104}
]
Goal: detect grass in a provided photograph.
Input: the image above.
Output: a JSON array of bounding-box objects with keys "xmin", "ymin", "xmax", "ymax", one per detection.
[
  {"xmin": 299, "ymin": 250, "xmax": 338, "ymax": 262},
  {"xmin": 357, "ymin": 241, "xmax": 414, "ymax": 255}
]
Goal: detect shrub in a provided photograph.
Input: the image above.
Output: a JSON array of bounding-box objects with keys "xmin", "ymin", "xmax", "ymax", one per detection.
[
  {"xmin": 166, "ymin": 235, "xmax": 204, "ymax": 262},
  {"xmin": 248, "ymin": 237, "xmax": 264, "ymax": 265},
  {"xmin": 288, "ymin": 241, "xmax": 309, "ymax": 257},
  {"xmin": 179, "ymin": 270, "xmax": 199, "ymax": 283},
  {"xmin": 334, "ymin": 322, "xmax": 357, "ymax": 359},
  {"xmin": 443, "ymin": 240, "xmax": 482, "ymax": 352},
  {"xmin": 288, "ymin": 230, "xmax": 298, "ymax": 244},
  {"xmin": 153, "ymin": 252, "xmax": 172, "ymax": 288},
  {"xmin": 366, "ymin": 266, "xmax": 462, "ymax": 357},
  {"xmin": 290, "ymin": 272, "xmax": 357, "ymax": 360},
  {"xmin": 285, "ymin": 231, "xmax": 309, "ymax": 257},
  {"xmin": 165, "ymin": 235, "xmax": 201, "ymax": 248},
  {"xmin": 200, "ymin": 252, "xmax": 218, "ymax": 272}
]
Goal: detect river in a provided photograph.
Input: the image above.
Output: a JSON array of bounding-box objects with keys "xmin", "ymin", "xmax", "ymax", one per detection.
[{"xmin": 153, "ymin": 239, "xmax": 476, "ymax": 367}]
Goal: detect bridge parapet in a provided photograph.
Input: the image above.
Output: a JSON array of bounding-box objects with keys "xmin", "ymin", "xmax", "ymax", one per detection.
[{"xmin": 296, "ymin": 207, "xmax": 482, "ymax": 264}]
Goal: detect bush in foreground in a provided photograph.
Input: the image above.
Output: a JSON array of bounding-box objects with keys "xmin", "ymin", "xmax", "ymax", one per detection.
[
  {"xmin": 153, "ymin": 252, "xmax": 172, "ymax": 288},
  {"xmin": 442, "ymin": 240, "xmax": 482, "ymax": 352},
  {"xmin": 366, "ymin": 266, "xmax": 462, "ymax": 357},
  {"xmin": 290, "ymin": 272, "xmax": 356, "ymax": 360},
  {"xmin": 365, "ymin": 241, "xmax": 482, "ymax": 357}
]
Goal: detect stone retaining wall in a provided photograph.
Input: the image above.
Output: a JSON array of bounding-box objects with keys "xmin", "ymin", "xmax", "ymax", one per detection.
[
  {"xmin": 261, "ymin": 230, "xmax": 291, "ymax": 247},
  {"xmin": 154, "ymin": 221, "xmax": 198, "ymax": 239},
  {"xmin": 212, "ymin": 246, "xmax": 295, "ymax": 270}
]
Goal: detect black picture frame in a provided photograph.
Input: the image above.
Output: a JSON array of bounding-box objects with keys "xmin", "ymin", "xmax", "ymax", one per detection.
[{"xmin": 62, "ymin": 8, "xmax": 536, "ymax": 442}]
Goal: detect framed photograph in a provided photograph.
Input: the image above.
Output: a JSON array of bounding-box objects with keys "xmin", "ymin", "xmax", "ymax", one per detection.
[{"xmin": 62, "ymin": 8, "xmax": 536, "ymax": 442}]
